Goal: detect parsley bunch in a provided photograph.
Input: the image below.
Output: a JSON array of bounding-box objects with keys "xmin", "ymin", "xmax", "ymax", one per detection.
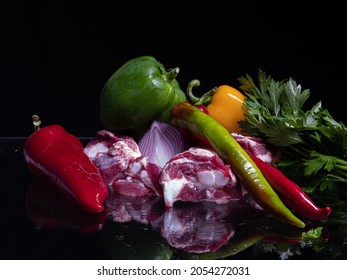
[{"xmin": 238, "ymin": 70, "xmax": 347, "ymax": 194}]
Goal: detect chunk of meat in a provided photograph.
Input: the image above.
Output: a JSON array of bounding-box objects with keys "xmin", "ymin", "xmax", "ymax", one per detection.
[
  {"xmin": 84, "ymin": 130, "xmax": 162, "ymax": 196},
  {"xmin": 232, "ymin": 133, "xmax": 275, "ymax": 164},
  {"xmin": 159, "ymin": 147, "xmax": 242, "ymax": 206}
]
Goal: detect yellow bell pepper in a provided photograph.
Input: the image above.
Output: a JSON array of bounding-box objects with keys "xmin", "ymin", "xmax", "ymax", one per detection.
[
  {"xmin": 187, "ymin": 80, "xmax": 247, "ymax": 134},
  {"xmin": 206, "ymin": 85, "xmax": 246, "ymax": 133}
]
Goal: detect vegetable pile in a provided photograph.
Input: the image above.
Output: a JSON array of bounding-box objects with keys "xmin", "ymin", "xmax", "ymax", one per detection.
[{"xmin": 24, "ymin": 55, "xmax": 344, "ymax": 236}]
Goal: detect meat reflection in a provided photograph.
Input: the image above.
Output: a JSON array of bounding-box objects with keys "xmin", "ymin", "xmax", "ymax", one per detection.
[
  {"xmin": 161, "ymin": 202, "xmax": 236, "ymax": 253},
  {"xmin": 105, "ymin": 190, "xmax": 265, "ymax": 254},
  {"xmin": 105, "ymin": 189, "xmax": 165, "ymax": 225}
]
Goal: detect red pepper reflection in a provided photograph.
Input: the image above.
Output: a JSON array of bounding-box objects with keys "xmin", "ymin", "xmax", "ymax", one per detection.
[{"xmin": 25, "ymin": 176, "xmax": 107, "ymax": 234}]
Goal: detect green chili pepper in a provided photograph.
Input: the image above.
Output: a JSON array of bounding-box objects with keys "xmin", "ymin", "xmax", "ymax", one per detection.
[
  {"xmin": 170, "ymin": 102, "xmax": 305, "ymax": 228},
  {"xmin": 100, "ymin": 56, "xmax": 186, "ymax": 135}
]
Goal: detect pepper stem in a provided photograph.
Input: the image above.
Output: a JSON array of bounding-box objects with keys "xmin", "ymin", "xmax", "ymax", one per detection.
[
  {"xmin": 166, "ymin": 67, "xmax": 180, "ymax": 83},
  {"xmin": 186, "ymin": 79, "xmax": 217, "ymax": 106},
  {"xmin": 32, "ymin": 115, "xmax": 41, "ymax": 131}
]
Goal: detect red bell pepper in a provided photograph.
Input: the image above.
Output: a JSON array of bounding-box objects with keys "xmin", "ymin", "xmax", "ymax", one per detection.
[{"xmin": 23, "ymin": 122, "xmax": 108, "ymax": 213}]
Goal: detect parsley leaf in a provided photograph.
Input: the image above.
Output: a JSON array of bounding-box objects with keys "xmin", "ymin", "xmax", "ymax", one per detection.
[{"xmin": 238, "ymin": 69, "xmax": 347, "ymax": 194}]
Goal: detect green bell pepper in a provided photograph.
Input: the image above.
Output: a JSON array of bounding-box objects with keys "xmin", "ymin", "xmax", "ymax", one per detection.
[{"xmin": 100, "ymin": 56, "xmax": 186, "ymax": 135}]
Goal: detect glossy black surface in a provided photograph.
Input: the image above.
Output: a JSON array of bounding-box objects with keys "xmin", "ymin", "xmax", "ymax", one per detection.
[{"xmin": 1, "ymin": 137, "xmax": 346, "ymax": 260}]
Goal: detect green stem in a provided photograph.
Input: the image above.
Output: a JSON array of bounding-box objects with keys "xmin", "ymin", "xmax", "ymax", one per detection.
[
  {"xmin": 198, "ymin": 87, "xmax": 218, "ymax": 106},
  {"xmin": 333, "ymin": 167, "xmax": 347, "ymax": 177},
  {"xmin": 327, "ymin": 173, "xmax": 347, "ymax": 183},
  {"xmin": 166, "ymin": 67, "xmax": 180, "ymax": 83},
  {"xmin": 186, "ymin": 79, "xmax": 201, "ymax": 103},
  {"xmin": 336, "ymin": 160, "xmax": 347, "ymax": 171},
  {"xmin": 186, "ymin": 79, "xmax": 217, "ymax": 106}
]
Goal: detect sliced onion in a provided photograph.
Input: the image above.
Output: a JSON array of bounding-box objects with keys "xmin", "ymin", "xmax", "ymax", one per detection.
[{"xmin": 138, "ymin": 121, "xmax": 189, "ymax": 168}]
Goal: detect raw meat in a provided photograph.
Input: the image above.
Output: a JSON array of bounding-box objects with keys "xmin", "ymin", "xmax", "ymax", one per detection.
[
  {"xmin": 232, "ymin": 133, "xmax": 275, "ymax": 164},
  {"xmin": 84, "ymin": 130, "xmax": 162, "ymax": 196},
  {"xmin": 159, "ymin": 147, "xmax": 242, "ymax": 206}
]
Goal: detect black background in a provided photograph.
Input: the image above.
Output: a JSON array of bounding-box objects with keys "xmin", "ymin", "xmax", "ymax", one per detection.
[
  {"xmin": 1, "ymin": 0, "xmax": 346, "ymax": 137},
  {"xmin": 1, "ymin": 0, "xmax": 347, "ymax": 261}
]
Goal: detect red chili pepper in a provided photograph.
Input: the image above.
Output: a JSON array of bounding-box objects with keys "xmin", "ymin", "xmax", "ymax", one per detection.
[
  {"xmin": 249, "ymin": 154, "xmax": 331, "ymax": 220},
  {"xmin": 190, "ymin": 105, "xmax": 213, "ymax": 147},
  {"xmin": 23, "ymin": 119, "xmax": 108, "ymax": 212},
  {"xmin": 194, "ymin": 104, "xmax": 209, "ymax": 114},
  {"xmin": 183, "ymin": 101, "xmax": 213, "ymax": 148}
]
